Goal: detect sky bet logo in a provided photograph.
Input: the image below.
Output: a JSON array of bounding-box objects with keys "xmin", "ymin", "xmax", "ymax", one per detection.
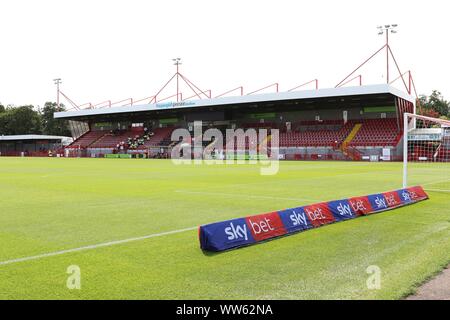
[
  {"xmin": 400, "ymin": 190, "xmax": 412, "ymax": 202},
  {"xmin": 225, "ymin": 222, "xmax": 248, "ymax": 241},
  {"xmin": 278, "ymin": 208, "xmax": 311, "ymax": 233},
  {"xmin": 367, "ymin": 194, "xmax": 389, "ymax": 212},
  {"xmin": 199, "ymin": 186, "xmax": 429, "ymax": 252},
  {"xmin": 328, "ymin": 200, "xmax": 355, "ymax": 222},
  {"xmin": 408, "ymin": 190, "xmax": 418, "ymax": 200},
  {"xmin": 290, "ymin": 210, "xmax": 308, "ymax": 226},
  {"xmin": 336, "ymin": 202, "xmax": 352, "ymax": 216},
  {"xmin": 246, "ymin": 212, "xmax": 286, "ymax": 241},
  {"xmin": 304, "ymin": 204, "xmax": 335, "ymax": 227},
  {"xmin": 248, "ymin": 217, "xmax": 275, "ymax": 234},
  {"xmin": 383, "ymin": 192, "xmax": 401, "ymax": 207},
  {"xmin": 374, "ymin": 196, "xmax": 388, "ymax": 209},
  {"xmin": 350, "ymin": 199, "xmax": 367, "ymax": 213},
  {"xmin": 349, "ymin": 197, "xmax": 372, "ymax": 215},
  {"xmin": 223, "ymin": 213, "xmax": 286, "ymax": 243}
]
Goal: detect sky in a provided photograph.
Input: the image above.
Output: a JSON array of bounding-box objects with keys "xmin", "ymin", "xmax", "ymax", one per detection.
[{"xmin": 0, "ymin": 0, "xmax": 449, "ymax": 108}]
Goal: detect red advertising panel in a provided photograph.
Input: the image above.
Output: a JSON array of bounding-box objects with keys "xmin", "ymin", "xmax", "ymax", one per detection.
[
  {"xmin": 382, "ymin": 191, "xmax": 403, "ymax": 208},
  {"xmin": 407, "ymin": 186, "xmax": 428, "ymax": 200},
  {"xmin": 348, "ymin": 197, "xmax": 373, "ymax": 215},
  {"xmin": 199, "ymin": 186, "xmax": 429, "ymax": 252},
  {"xmin": 245, "ymin": 212, "xmax": 287, "ymax": 241},
  {"xmin": 303, "ymin": 203, "xmax": 335, "ymax": 227}
]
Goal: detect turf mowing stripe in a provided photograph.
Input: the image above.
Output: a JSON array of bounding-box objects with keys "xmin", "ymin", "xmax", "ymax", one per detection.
[
  {"xmin": 424, "ymin": 188, "xmax": 450, "ymax": 193},
  {"xmin": 422, "ymin": 178, "xmax": 450, "ymax": 186},
  {"xmin": 175, "ymin": 190, "xmax": 321, "ymax": 202},
  {"xmin": 0, "ymin": 227, "xmax": 197, "ymax": 267}
]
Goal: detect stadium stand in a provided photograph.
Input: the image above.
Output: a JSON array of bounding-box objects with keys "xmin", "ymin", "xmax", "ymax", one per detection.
[
  {"xmin": 53, "ymin": 84, "xmax": 417, "ymax": 161},
  {"xmin": 348, "ymin": 119, "xmax": 402, "ymax": 147},
  {"xmin": 280, "ymin": 121, "xmax": 353, "ymax": 148},
  {"xmin": 90, "ymin": 130, "xmax": 137, "ymax": 148},
  {"xmin": 63, "ymin": 118, "xmax": 404, "ymax": 160},
  {"xmin": 136, "ymin": 127, "xmax": 175, "ymax": 148},
  {"xmin": 68, "ymin": 130, "xmax": 105, "ymax": 148}
]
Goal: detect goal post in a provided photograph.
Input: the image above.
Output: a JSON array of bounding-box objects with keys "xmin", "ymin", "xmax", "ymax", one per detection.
[{"xmin": 403, "ymin": 113, "xmax": 450, "ymax": 191}]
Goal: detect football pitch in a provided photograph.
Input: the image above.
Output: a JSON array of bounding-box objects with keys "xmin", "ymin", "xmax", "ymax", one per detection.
[{"xmin": 0, "ymin": 157, "xmax": 448, "ymax": 300}]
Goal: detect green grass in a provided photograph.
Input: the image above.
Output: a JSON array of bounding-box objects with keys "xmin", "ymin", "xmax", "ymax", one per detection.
[{"xmin": 0, "ymin": 157, "xmax": 448, "ymax": 299}]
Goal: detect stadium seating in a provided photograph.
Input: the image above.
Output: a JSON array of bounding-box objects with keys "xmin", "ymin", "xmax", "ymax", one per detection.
[
  {"xmin": 348, "ymin": 119, "xmax": 401, "ymax": 147},
  {"xmin": 279, "ymin": 121, "xmax": 353, "ymax": 147},
  {"xmin": 275, "ymin": 119, "xmax": 402, "ymax": 149},
  {"xmin": 68, "ymin": 131, "xmax": 106, "ymax": 148},
  {"xmin": 67, "ymin": 118, "xmax": 403, "ymax": 154},
  {"xmin": 68, "ymin": 127, "xmax": 177, "ymax": 152},
  {"xmin": 137, "ymin": 127, "xmax": 175, "ymax": 148},
  {"xmin": 90, "ymin": 130, "xmax": 136, "ymax": 148}
]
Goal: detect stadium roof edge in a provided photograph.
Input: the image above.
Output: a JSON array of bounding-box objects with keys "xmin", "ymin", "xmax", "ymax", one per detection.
[
  {"xmin": 54, "ymin": 84, "xmax": 415, "ymax": 120},
  {"xmin": 0, "ymin": 135, "xmax": 72, "ymax": 141}
]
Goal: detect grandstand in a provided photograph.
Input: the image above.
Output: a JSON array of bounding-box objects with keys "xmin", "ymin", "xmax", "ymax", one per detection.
[
  {"xmin": 0, "ymin": 135, "xmax": 72, "ymax": 157},
  {"xmin": 55, "ymin": 84, "xmax": 415, "ymax": 161}
]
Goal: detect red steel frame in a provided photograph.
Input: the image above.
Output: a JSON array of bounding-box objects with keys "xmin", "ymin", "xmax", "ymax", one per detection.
[
  {"xmin": 337, "ymin": 75, "xmax": 362, "ymax": 88},
  {"xmin": 335, "ymin": 31, "xmax": 411, "ymax": 96},
  {"xmin": 183, "ymin": 90, "xmax": 211, "ymax": 101},
  {"xmin": 214, "ymin": 86, "xmax": 244, "ymax": 98},
  {"xmin": 58, "ymin": 33, "xmax": 418, "ymax": 112},
  {"xmin": 335, "ymin": 45, "xmax": 387, "ymax": 88},
  {"xmin": 288, "ymin": 79, "xmax": 319, "ymax": 92},
  {"xmin": 156, "ymin": 93, "xmax": 183, "ymax": 103},
  {"xmin": 246, "ymin": 83, "xmax": 279, "ymax": 96}
]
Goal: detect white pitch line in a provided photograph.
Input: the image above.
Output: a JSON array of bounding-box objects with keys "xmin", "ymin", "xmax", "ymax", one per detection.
[
  {"xmin": 175, "ymin": 190, "xmax": 321, "ymax": 203},
  {"xmin": 0, "ymin": 226, "xmax": 197, "ymax": 267},
  {"xmin": 421, "ymin": 178, "xmax": 450, "ymax": 187},
  {"xmin": 424, "ymin": 188, "xmax": 450, "ymax": 193}
]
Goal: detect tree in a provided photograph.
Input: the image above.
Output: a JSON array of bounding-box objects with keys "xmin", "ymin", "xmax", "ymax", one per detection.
[
  {"xmin": 419, "ymin": 90, "xmax": 449, "ymax": 117},
  {"xmin": 40, "ymin": 102, "xmax": 71, "ymax": 136},
  {"xmin": 0, "ymin": 103, "xmax": 5, "ymax": 113},
  {"xmin": 419, "ymin": 107, "xmax": 440, "ymax": 118},
  {"xmin": 0, "ymin": 105, "xmax": 42, "ymax": 135}
]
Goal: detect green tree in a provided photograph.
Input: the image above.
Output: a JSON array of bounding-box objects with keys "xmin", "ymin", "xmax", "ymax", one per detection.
[
  {"xmin": 40, "ymin": 102, "xmax": 71, "ymax": 136},
  {"xmin": 0, "ymin": 105, "xmax": 42, "ymax": 135},
  {"xmin": 0, "ymin": 107, "xmax": 6, "ymax": 134},
  {"xmin": 419, "ymin": 90, "xmax": 449, "ymax": 117}
]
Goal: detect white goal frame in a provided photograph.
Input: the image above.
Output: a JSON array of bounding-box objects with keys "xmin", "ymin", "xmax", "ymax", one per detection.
[{"xmin": 403, "ymin": 112, "xmax": 450, "ymax": 189}]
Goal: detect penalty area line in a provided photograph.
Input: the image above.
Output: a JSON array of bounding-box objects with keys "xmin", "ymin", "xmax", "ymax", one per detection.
[{"xmin": 0, "ymin": 226, "xmax": 197, "ymax": 267}]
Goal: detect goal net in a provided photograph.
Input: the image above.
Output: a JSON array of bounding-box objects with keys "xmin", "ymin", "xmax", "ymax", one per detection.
[{"xmin": 403, "ymin": 113, "xmax": 450, "ymax": 192}]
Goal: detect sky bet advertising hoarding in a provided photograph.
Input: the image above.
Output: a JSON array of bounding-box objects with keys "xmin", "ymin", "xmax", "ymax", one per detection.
[{"xmin": 199, "ymin": 186, "xmax": 429, "ymax": 252}]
